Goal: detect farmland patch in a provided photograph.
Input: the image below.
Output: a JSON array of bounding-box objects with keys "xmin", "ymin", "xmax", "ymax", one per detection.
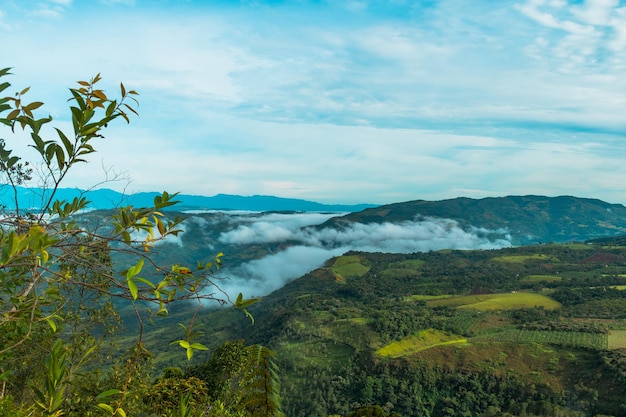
[{"xmin": 376, "ymin": 329, "xmax": 467, "ymax": 358}]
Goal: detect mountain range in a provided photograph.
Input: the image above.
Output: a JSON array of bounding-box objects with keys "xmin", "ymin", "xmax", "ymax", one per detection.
[
  {"xmin": 9, "ymin": 186, "xmax": 626, "ymax": 246},
  {"xmin": 62, "ymin": 192, "xmax": 626, "ymax": 303},
  {"xmin": 1, "ymin": 186, "xmax": 375, "ymax": 212}
]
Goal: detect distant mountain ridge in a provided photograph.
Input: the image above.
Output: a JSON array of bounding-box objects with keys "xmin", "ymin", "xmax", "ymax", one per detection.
[
  {"xmin": 5, "ymin": 187, "xmax": 626, "ymax": 245},
  {"xmin": 321, "ymin": 195, "xmax": 626, "ymax": 245},
  {"xmin": 0, "ymin": 187, "xmax": 376, "ymax": 212}
]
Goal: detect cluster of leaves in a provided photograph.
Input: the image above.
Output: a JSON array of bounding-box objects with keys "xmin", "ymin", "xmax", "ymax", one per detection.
[{"xmin": 0, "ymin": 69, "xmax": 264, "ymax": 416}]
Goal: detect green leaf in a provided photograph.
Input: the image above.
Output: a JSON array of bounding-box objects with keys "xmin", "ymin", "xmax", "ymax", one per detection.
[
  {"xmin": 127, "ymin": 279, "xmax": 138, "ymax": 300},
  {"xmin": 55, "ymin": 128, "xmax": 74, "ymax": 156},
  {"xmin": 235, "ymin": 293, "xmax": 260, "ymax": 309},
  {"xmin": 44, "ymin": 317, "xmax": 57, "ymax": 333},
  {"xmin": 6, "ymin": 108, "xmax": 19, "ymax": 120},
  {"xmin": 135, "ymin": 277, "xmax": 155, "ymax": 288},
  {"xmin": 23, "ymin": 101, "xmax": 43, "ymax": 111},
  {"xmin": 190, "ymin": 342, "xmax": 208, "ymax": 351},
  {"xmin": 96, "ymin": 403, "xmax": 114, "ymax": 414},
  {"xmin": 126, "ymin": 258, "xmax": 144, "ymax": 279},
  {"xmin": 106, "ymin": 100, "xmax": 117, "ymax": 117},
  {"xmin": 45, "ymin": 143, "xmax": 56, "ymax": 164},
  {"xmin": 95, "ymin": 389, "xmax": 122, "ymax": 401},
  {"xmin": 55, "ymin": 145, "xmax": 65, "ymax": 170}
]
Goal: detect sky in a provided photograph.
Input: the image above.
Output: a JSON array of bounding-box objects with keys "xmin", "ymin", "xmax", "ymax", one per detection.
[{"xmin": 1, "ymin": 0, "xmax": 626, "ymax": 205}]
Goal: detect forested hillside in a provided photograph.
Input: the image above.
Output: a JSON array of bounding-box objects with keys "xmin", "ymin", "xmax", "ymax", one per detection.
[
  {"xmin": 321, "ymin": 195, "xmax": 626, "ymax": 245},
  {"xmin": 169, "ymin": 238, "xmax": 626, "ymax": 416}
]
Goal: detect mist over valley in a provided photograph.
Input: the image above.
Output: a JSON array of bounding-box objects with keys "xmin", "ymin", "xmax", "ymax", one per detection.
[{"xmin": 92, "ymin": 193, "xmax": 626, "ymax": 300}]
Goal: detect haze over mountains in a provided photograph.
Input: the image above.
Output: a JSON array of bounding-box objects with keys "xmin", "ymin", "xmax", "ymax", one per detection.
[
  {"xmin": 2, "ymin": 187, "xmax": 375, "ymax": 212},
  {"xmin": 57, "ymin": 189, "xmax": 626, "ymax": 300},
  {"xmin": 11, "ymin": 187, "xmax": 626, "ymax": 299}
]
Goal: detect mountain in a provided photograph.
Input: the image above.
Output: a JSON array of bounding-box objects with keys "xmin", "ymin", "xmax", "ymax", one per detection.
[
  {"xmin": 320, "ymin": 195, "xmax": 626, "ymax": 245},
  {"xmin": 1, "ymin": 187, "xmax": 376, "ymax": 212},
  {"xmin": 155, "ymin": 238, "xmax": 626, "ymax": 416},
  {"xmin": 36, "ymin": 191, "xmax": 626, "ymax": 415},
  {"xmin": 68, "ymin": 194, "xmax": 626, "ymax": 301}
]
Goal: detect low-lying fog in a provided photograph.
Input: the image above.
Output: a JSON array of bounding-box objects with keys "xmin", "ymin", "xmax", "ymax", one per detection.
[{"xmin": 168, "ymin": 211, "xmax": 512, "ymax": 301}]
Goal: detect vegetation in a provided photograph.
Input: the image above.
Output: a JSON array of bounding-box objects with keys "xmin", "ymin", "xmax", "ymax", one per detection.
[
  {"xmin": 198, "ymin": 244, "xmax": 626, "ymax": 416},
  {"xmin": 6, "ymin": 68, "xmax": 626, "ymax": 417},
  {"xmin": 0, "ymin": 69, "xmax": 277, "ymax": 417}
]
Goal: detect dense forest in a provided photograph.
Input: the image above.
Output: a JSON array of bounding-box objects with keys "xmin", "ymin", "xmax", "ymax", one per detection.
[{"xmin": 172, "ymin": 241, "xmax": 626, "ymax": 416}]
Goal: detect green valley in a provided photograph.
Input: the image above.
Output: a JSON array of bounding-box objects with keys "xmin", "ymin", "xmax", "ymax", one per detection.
[{"xmin": 170, "ymin": 241, "xmax": 626, "ymax": 416}]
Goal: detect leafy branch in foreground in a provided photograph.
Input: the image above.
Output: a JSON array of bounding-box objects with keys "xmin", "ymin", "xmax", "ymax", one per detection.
[{"xmin": 0, "ymin": 68, "xmax": 259, "ymax": 416}]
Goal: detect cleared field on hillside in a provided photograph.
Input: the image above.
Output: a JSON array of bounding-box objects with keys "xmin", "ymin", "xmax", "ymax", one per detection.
[
  {"xmin": 331, "ymin": 255, "xmax": 370, "ymax": 281},
  {"xmin": 376, "ymin": 329, "xmax": 467, "ymax": 358},
  {"xmin": 425, "ymin": 292, "xmax": 561, "ymax": 311},
  {"xmin": 608, "ymin": 330, "xmax": 626, "ymax": 349},
  {"xmin": 491, "ymin": 254, "xmax": 559, "ymax": 263},
  {"xmin": 521, "ymin": 274, "xmax": 562, "ymax": 283}
]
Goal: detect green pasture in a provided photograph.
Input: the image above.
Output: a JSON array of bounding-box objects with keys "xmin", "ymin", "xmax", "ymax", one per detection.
[
  {"xmin": 376, "ymin": 328, "xmax": 467, "ymax": 358},
  {"xmin": 408, "ymin": 294, "xmax": 452, "ymax": 301},
  {"xmin": 331, "ymin": 255, "xmax": 370, "ymax": 281},
  {"xmin": 561, "ymin": 243, "xmax": 595, "ymax": 249},
  {"xmin": 425, "ymin": 292, "xmax": 561, "ymax": 311},
  {"xmin": 608, "ymin": 330, "xmax": 626, "ymax": 349},
  {"xmin": 491, "ymin": 254, "xmax": 559, "ymax": 263},
  {"xmin": 520, "ymin": 274, "xmax": 563, "ymax": 283}
]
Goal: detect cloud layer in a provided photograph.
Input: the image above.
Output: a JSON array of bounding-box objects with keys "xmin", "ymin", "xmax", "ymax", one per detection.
[{"xmin": 210, "ymin": 211, "xmax": 511, "ymax": 299}]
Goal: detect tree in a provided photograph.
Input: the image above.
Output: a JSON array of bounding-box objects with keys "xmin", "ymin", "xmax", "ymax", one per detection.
[
  {"xmin": 0, "ymin": 68, "xmax": 253, "ymax": 415},
  {"xmin": 183, "ymin": 340, "xmax": 284, "ymax": 417}
]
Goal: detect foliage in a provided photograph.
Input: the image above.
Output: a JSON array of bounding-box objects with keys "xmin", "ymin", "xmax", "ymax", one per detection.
[
  {"xmin": 347, "ymin": 405, "xmax": 402, "ymax": 417},
  {"xmin": 183, "ymin": 340, "xmax": 284, "ymax": 417},
  {"xmin": 185, "ymin": 241, "xmax": 626, "ymax": 416},
  {"xmin": 143, "ymin": 376, "xmax": 209, "ymax": 416},
  {"xmin": 0, "ymin": 68, "xmax": 259, "ymax": 416}
]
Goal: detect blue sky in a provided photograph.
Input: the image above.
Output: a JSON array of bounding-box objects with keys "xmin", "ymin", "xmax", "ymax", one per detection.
[{"xmin": 1, "ymin": 0, "xmax": 625, "ymax": 205}]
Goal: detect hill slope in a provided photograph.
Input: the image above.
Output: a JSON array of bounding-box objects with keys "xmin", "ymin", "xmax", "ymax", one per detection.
[
  {"xmin": 320, "ymin": 195, "xmax": 626, "ymax": 245},
  {"xmin": 163, "ymin": 237, "xmax": 626, "ymax": 417}
]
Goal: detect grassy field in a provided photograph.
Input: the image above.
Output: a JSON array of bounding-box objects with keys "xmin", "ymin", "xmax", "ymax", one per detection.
[
  {"xmin": 491, "ymin": 254, "xmax": 559, "ymax": 263},
  {"xmin": 280, "ymin": 339, "xmax": 355, "ymax": 369},
  {"xmin": 331, "ymin": 255, "xmax": 370, "ymax": 281},
  {"xmin": 376, "ymin": 329, "xmax": 467, "ymax": 358},
  {"xmin": 424, "ymin": 292, "xmax": 562, "ymax": 311},
  {"xmin": 608, "ymin": 330, "xmax": 626, "ymax": 349},
  {"xmin": 520, "ymin": 274, "xmax": 563, "ymax": 283}
]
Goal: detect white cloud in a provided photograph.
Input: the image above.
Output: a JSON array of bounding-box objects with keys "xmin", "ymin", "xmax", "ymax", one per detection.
[
  {"xmin": 212, "ymin": 214, "xmax": 512, "ymax": 299},
  {"xmin": 2, "ymin": 1, "xmax": 626, "ymax": 208}
]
